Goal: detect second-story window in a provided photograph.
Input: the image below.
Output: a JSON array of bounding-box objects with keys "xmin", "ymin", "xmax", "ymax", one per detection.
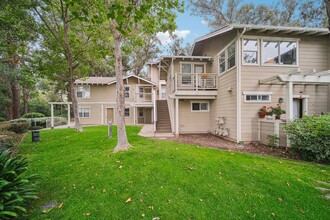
[
  {"xmin": 243, "ymin": 39, "xmax": 258, "ymax": 64},
  {"xmin": 262, "ymin": 41, "xmax": 297, "ymax": 65},
  {"xmin": 181, "ymin": 63, "xmax": 192, "ymax": 85},
  {"xmin": 218, "ymin": 42, "xmax": 236, "ymax": 74},
  {"xmin": 139, "ymin": 87, "xmax": 144, "ymax": 98},
  {"xmin": 124, "ymin": 86, "xmax": 130, "ymax": 98},
  {"xmin": 76, "ymin": 85, "xmax": 90, "ymax": 98}
]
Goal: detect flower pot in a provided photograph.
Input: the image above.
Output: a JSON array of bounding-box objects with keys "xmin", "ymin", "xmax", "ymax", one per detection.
[
  {"xmin": 266, "ymin": 115, "xmax": 273, "ymax": 120},
  {"xmin": 275, "ymin": 115, "xmax": 281, "ymax": 120}
]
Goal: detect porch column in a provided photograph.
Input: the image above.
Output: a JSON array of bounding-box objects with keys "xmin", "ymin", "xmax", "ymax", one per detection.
[
  {"xmin": 286, "ymin": 81, "xmax": 293, "ymax": 121},
  {"xmin": 101, "ymin": 104, "xmax": 104, "ymax": 125},
  {"xmin": 175, "ymin": 98, "xmax": 179, "ymax": 136},
  {"xmin": 286, "ymin": 81, "xmax": 293, "ymax": 147},
  {"xmin": 51, "ymin": 103, "xmax": 54, "ymax": 129},
  {"xmin": 67, "ymin": 104, "xmax": 70, "ymax": 127}
]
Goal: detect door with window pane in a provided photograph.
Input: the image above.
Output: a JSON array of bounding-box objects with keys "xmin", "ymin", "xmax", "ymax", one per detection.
[
  {"xmin": 194, "ymin": 64, "xmax": 204, "ymax": 87},
  {"xmin": 181, "ymin": 63, "xmax": 192, "ymax": 85}
]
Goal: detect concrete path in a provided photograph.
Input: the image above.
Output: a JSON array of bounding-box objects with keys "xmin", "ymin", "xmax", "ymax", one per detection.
[{"xmin": 138, "ymin": 124, "xmax": 174, "ymax": 138}]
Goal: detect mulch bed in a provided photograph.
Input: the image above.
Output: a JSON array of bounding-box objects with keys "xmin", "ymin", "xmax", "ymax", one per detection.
[{"xmin": 163, "ymin": 133, "xmax": 300, "ymax": 160}]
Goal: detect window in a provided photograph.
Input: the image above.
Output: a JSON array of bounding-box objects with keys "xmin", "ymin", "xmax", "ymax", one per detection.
[
  {"xmin": 139, "ymin": 87, "xmax": 144, "ymax": 98},
  {"xmin": 243, "ymin": 39, "xmax": 258, "ymax": 64},
  {"xmin": 262, "ymin": 40, "xmax": 296, "ymax": 65},
  {"xmin": 219, "ymin": 52, "xmax": 226, "ymax": 73},
  {"xmin": 78, "ymin": 107, "xmax": 90, "ymax": 118},
  {"xmin": 181, "ymin": 63, "xmax": 192, "ymax": 85},
  {"xmin": 139, "ymin": 109, "xmax": 144, "ymax": 117},
  {"xmin": 124, "ymin": 86, "xmax": 130, "ymax": 98},
  {"xmin": 218, "ymin": 42, "xmax": 236, "ymax": 74},
  {"xmin": 76, "ymin": 85, "xmax": 90, "ymax": 98},
  {"xmin": 227, "ymin": 43, "xmax": 236, "ymax": 69},
  {"xmin": 243, "ymin": 92, "xmax": 272, "ymax": 103},
  {"xmin": 191, "ymin": 102, "xmax": 209, "ymax": 112},
  {"xmin": 125, "ymin": 108, "xmax": 130, "ymax": 117}
]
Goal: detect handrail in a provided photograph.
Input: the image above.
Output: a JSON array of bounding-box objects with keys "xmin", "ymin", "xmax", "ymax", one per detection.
[{"xmin": 175, "ymin": 72, "xmax": 217, "ymax": 91}]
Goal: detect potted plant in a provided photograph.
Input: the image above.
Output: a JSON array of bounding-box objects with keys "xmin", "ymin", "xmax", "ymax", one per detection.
[
  {"xmin": 258, "ymin": 106, "xmax": 267, "ymax": 118},
  {"xmin": 272, "ymin": 104, "xmax": 286, "ymax": 119},
  {"xmin": 266, "ymin": 106, "xmax": 273, "ymax": 119}
]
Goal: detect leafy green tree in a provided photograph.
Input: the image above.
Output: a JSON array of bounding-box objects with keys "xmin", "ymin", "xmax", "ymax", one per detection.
[
  {"xmin": 0, "ymin": 0, "xmax": 38, "ymax": 119},
  {"xmin": 90, "ymin": 0, "xmax": 183, "ymax": 152},
  {"xmin": 33, "ymin": 0, "xmax": 113, "ymax": 131}
]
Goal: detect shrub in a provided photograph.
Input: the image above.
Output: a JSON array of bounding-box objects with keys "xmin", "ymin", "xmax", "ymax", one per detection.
[
  {"xmin": 0, "ymin": 150, "xmax": 38, "ymax": 219},
  {"xmin": 7, "ymin": 122, "xmax": 30, "ymax": 134},
  {"xmin": 284, "ymin": 114, "xmax": 330, "ymax": 163},
  {"xmin": 0, "ymin": 117, "xmax": 6, "ymax": 122},
  {"xmin": 11, "ymin": 117, "xmax": 67, "ymax": 129},
  {"xmin": 0, "ymin": 135, "xmax": 14, "ymax": 151},
  {"xmin": 21, "ymin": 112, "xmax": 45, "ymax": 118}
]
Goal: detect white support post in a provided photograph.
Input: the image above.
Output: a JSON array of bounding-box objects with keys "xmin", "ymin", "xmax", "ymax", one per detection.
[
  {"xmin": 134, "ymin": 106, "xmax": 136, "ymax": 125},
  {"xmin": 101, "ymin": 104, "xmax": 104, "ymax": 125},
  {"xmin": 67, "ymin": 104, "xmax": 70, "ymax": 127},
  {"xmin": 274, "ymin": 121, "xmax": 280, "ymax": 147},
  {"xmin": 175, "ymin": 98, "xmax": 179, "ymax": 136},
  {"xmin": 51, "ymin": 103, "xmax": 54, "ymax": 129},
  {"xmin": 286, "ymin": 81, "xmax": 293, "ymax": 147}
]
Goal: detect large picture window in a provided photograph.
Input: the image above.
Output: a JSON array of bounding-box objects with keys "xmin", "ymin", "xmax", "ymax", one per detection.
[
  {"xmin": 243, "ymin": 39, "xmax": 258, "ymax": 64},
  {"xmin": 76, "ymin": 85, "xmax": 90, "ymax": 98},
  {"xmin": 262, "ymin": 40, "xmax": 296, "ymax": 65}
]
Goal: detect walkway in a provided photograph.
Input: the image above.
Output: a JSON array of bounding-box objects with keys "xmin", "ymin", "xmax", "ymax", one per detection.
[{"xmin": 138, "ymin": 124, "xmax": 174, "ymax": 138}]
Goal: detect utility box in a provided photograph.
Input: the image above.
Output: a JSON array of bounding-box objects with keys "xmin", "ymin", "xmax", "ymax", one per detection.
[{"xmin": 32, "ymin": 130, "xmax": 40, "ymax": 142}]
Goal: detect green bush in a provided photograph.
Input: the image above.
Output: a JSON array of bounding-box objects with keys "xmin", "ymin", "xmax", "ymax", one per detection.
[
  {"xmin": 0, "ymin": 135, "xmax": 14, "ymax": 151},
  {"xmin": 284, "ymin": 114, "xmax": 330, "ymax": 163},
  {"xmin": 7, "ymin": 122, "xmax": 30, "ymax": 134},
  {"xmin": 21, "ymin": 112, "xmax": 45, "ymax": 118},
  {"xmin": 0, "ymin": 150, "xmax": 38, "ymax": 219},
  {"xmin": 0, "ymin": 117, "xmax": 6, "ymax": 122}
]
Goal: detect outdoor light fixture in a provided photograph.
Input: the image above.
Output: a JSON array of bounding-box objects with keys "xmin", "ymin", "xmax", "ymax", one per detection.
[
  {"xmin": 299, "ymin": 91, "xmax": 303, "ymax": 99},
  {"xmin": 278, "ymin": 97, "xmax": 284, "ymax": 104}
]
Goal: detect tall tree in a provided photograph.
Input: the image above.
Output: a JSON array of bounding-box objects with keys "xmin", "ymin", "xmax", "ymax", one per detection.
[
  {"xmin": 189, "ymin": 0, "xmax": 327, "ymax": 29},
  {"xmin": 0, "ymin": 0, "xmax": 37, "ymax": 119},
  {"xmin": 33, "ymin": 0, "xmax": 112, "ymax": 131},
  {"xmin": 91, "ymin": 0, "xmax": 183, "ymax": 152},
  {"xmin": 324, "ymin": 0, "xmax": 330, "ymax": 29},
  {"xmin": 166, "ymin": 34, "xmax": 192, "ymax": 56}
]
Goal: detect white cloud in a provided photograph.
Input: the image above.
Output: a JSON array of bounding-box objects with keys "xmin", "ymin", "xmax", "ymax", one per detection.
[
  {"xmin": 201, "ymin": 20, "xmax": 209, "ymax": 26},
  {"xmin": 156, "ymin": 29, "xmax": 191, "ymax": 45}
]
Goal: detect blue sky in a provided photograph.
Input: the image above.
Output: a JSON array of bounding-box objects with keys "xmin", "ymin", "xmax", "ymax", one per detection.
[{"xmin": 157, "ymin": 0, "xmax": 274, "ymax": 46}]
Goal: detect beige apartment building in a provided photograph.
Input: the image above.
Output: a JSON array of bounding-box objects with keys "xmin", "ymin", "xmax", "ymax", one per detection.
[{"xmin": 76, "ymin": 24, "xmax": 330, "ymax": 146}]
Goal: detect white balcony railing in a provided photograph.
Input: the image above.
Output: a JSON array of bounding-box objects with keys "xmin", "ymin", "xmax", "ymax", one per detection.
[
  {"xmin": 135, "ymin": 93, "xmax": 153, "ymax": 103},
  {"xmin": 175, "ymin": 73, "xmax": 217, "ymax": 91}
]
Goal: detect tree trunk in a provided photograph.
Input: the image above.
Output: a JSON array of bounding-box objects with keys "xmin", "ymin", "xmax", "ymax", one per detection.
[
  {"xmin": 11, "ymin": 80, "xmax": 20, "ymax": 119},
  {"xmin": 63, "ymin": 4, "xmax": 82, "ymax": 132},
  {"xmin": 6, "ymin": 101, "xmax": 13, "ymax": 120},
  {"xmin": 22, "ymin": 87, "xmax": 29, "ymax": 114},
  {"xmin": 110, "ymin": 21, "xmax": 130, "ymax": 153}
]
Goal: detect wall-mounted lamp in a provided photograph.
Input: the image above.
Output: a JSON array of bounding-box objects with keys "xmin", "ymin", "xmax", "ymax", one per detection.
[
  {"xmin": 299, "ymin": 91, "xmax": 303, "ymax": 99},
  {"xmin": 227, "ymin": 86, "xmax": 232, "ymax": 93},
  {"xmin": 278, "ymin": 97, "xmax": 284, "ymax": 104}
]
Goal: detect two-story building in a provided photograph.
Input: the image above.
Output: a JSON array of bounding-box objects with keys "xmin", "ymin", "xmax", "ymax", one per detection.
[
  {"xmin": 148, "ymin": 24, "xmax": 330, "ymax": 145},
  {"xmin": 75, "ymin": 75, "xmax": 156, "ymax": 126},
  {"xmin": 75, "ymin": 24, "xmax": 330, "ymax": 146}
]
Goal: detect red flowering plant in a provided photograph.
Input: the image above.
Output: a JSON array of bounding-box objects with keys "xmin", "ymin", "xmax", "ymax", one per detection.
[
  {"xmin": 272, "ymin": 104, "xmax": 286, "ymax": 119},
  {"xmin": 258, "ymin": 106, "xmax": 267, "ymax": 118}
]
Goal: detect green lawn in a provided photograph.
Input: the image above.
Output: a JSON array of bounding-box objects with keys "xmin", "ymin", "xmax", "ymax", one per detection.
[{"xmin": 19, "ymin": 126, "xmax": 330, "ymax": 219}]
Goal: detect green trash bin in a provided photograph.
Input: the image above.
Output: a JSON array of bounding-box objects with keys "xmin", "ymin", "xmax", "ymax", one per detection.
[{"xmin": 32, "ymin": 130, "xmax": 40, "ymax": 142}]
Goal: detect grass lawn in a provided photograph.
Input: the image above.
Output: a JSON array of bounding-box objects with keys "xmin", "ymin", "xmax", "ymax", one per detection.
[{"xmin": 19, "ymin": 126, "xmax": 330, "ymax": 219}]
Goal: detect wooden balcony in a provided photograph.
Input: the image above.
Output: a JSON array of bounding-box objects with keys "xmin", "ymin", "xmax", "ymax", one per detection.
[{"xmin": 174, "ymin": 72, "xmax": 217, "ymax": 97}]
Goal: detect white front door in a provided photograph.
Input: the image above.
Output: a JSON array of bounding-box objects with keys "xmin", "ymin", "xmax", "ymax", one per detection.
[{"xmin": 160, "ymin": 85, "xmax": 166, "ymax": 100}]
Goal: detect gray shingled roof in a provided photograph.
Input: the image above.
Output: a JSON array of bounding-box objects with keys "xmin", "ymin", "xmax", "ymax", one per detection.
[{"xmin": 75, "ymin": 77, "xmax": 116, "ymax": 85}]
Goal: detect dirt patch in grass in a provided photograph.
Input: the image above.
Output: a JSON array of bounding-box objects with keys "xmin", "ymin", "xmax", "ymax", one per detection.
[{"xmin": 165, "ymin": 133, "xmax": 300, "ymax": 160}]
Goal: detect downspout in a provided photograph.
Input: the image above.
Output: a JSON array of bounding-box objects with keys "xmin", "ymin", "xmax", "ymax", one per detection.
[{"xmin": 236, "ymin": 28, "xmax": 247, "ymax": 143}]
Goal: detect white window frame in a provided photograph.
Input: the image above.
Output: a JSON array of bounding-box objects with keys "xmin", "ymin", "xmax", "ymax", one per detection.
[
  {"xmin": 243, "ymin": 91, "xmax": 272, "ymax": 103},
  {"xmin": 76, "ymin": 85, "xmax": 90, "ymax": 99},
  {"xmin": 78, "ymin": 107, "xmax": 91, "ymax": 118},
  {"xmin": 217, "ymin": 39, "xmax": 237, "ymax": 75},
  {"xmin": 179, "ymin": 62, "xmax": 207, "ymax": 86},
  {"xmin": 124, "ymin": 86, "xmax": 130, "ymax": 98},
  {"xmin": 190, "ymin": 101, "xmax": 210, "ymax": 112},
  {"xmin": 124, "ymin": 107, "xmax": 130, "ymax": 117},
  {"xmin": 242, "ymin": 39, "xmax": 259, "ymax": 65}
]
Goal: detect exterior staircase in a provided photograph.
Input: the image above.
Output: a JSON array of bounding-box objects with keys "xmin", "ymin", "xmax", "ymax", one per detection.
[{"xmin": 156, "ymin": 100, "xmax": 172, "ymax": 133}]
